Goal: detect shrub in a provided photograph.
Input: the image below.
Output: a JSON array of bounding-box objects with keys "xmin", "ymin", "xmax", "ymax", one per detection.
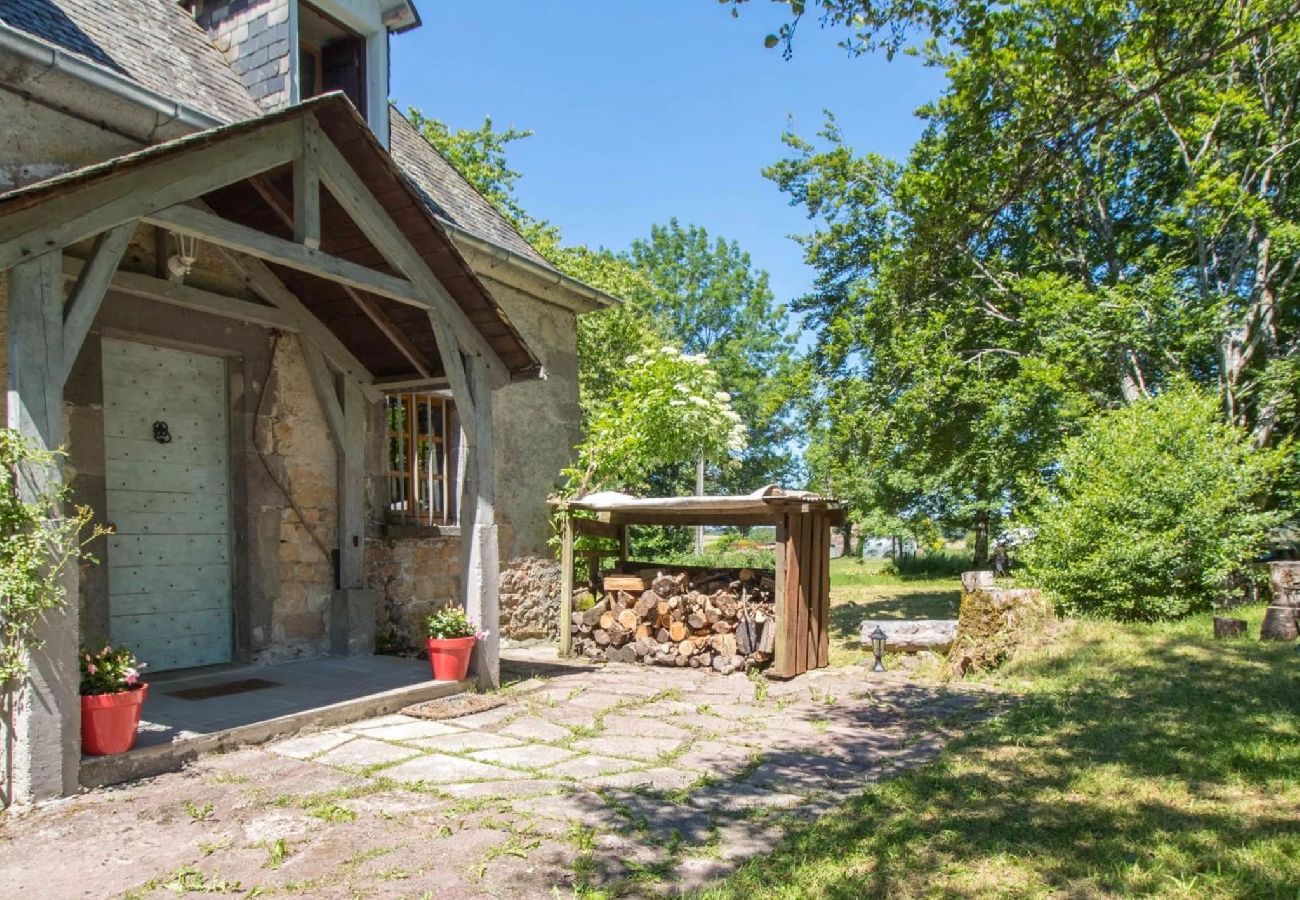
[
  {"xmin": 80, "ymin": 644, "xmax": 145, "ymax": 696},
  {"xmin": 1020, "ymin": 386, "xmax": 1289, "ymax": 621},
  {"xmin": 424, "ymin": 607, "xmax": 485, "ymax": 640}
]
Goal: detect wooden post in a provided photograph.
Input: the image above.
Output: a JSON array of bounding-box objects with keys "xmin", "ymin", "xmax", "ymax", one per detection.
[
  {"xmin": 559, "ymin": 512, "xmax": 575, "ymax": 657},
  {"xmin": 817, "ymin": 513, "xmax": 831, "ymax": 668},
  {"xmin": 616, "ymin": 524, "xmax": 629, "ymax": 569},
  {"xmin": 337, "ymin": 379, "xmax": 366, "ymax": 590},
  {"xmin": 5, "ymin": 250, "xmax": 81, "ymax": 803},
  {"xmin": 456, "ymin": 353, "xmax": 499, "ymax": 690}
]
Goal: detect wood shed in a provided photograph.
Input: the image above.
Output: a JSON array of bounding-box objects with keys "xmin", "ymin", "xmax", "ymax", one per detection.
[{"xmin": 553, "ymin": 487, "xmax": 844, "ymax": 678}]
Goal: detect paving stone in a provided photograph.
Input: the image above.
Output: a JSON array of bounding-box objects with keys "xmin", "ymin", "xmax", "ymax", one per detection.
[
  {"xmin": 447, "ymin": 705, "xmax": 519, "ymax": 729},
  {"xmin": 570, "ymin": 735, "xmax": 684, "ymax": 761},
  {"xmin": 603, "ymin": 791, "xmax": 716, "ymax": 843},
  {"xmin": 350, "ymin": 719, "xmax": 467, "ymax": 742},
  {"xmin": 407, "ymin": 731, "xmax": 524, "ymax": 753},
  {"xmin": 468, "ymin": 744, "xmax": 576, "ymax": 769},
  {"xmin": 587, "ymin": 766, "xmax": 702, "ymax": 792},
  {"xmin": 384, "ymin": 753, "xmax": 521, "ymax": 785},
  {"xmin": 548, "ymin": 754, "xmax": 644, "ymax": 779},
  {"xmin": 677, "ymin": 856, "xmax": 737, "ymax": 891},
  {"xmin": 600, "ymin": 715, "xmax": 693, "ymax": 740},
  {"xmin": 687, "ymin": 781, "xmax": 805, "ymax": 813},
  {"xmin": 438, "ymin": 779, "xmax": 572, "ymax": 800},
  {"xmin": 537, "ymin": 707, "xmax": 600, "ymax": 729},
  {"xmin": 673, "ymin": 740, "xmax": 761, "ymax": 777},
  {"xmin": 511, "ymin": 790, "xmax": 610, "ymax": 825},
  {"xmin": 498, "ymin": 716, "xmax": 572, "ymax": 742},
  {"xmin": 739, "ymin": 752, "xmax": 869, "ymax": 797},
  {"xmin": 347, "ymin": 713, "xmax": 417, "ymax": 732},
  {"xmin": 267, "ymin": 730, "xmax": 356, "ymax": 760},
  {"xmin": 312, "ymin": 737, "xmax": 420, "ymax": 769}
]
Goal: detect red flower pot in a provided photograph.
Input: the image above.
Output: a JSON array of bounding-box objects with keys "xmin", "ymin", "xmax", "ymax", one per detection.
[
  {"xmin": 425, "ymin": 636, "xmax": 476, "ymax": 681},
  {"xmin": 81, "ymin": 683, "xmax": 148, "ymax": 756}
]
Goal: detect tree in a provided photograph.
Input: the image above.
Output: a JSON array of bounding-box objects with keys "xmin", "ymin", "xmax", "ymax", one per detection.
[
  {"xmin": 626, "ymin": 220, "xmax": 799, "ymax": 492},
  {"xmin": 744, "ymin": 0, "xmax": 1300, "ymax": 559},
  {"xmin": 1020, "ymin": 385, "xmax": 1289, "ymax": 621},
  {"xmin": 405, "ymin": 107, "xmax": 800, "ymax": 496}
]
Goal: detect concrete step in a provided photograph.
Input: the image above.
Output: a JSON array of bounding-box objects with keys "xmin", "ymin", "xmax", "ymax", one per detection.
[{"xmin": 81, "ymin": 676, "xmax": 472, "ymax": 790}]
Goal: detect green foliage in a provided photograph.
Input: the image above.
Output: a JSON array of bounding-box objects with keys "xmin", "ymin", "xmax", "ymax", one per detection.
[
  {"xmin": 401, "ymin": 105, "xmax": 797, "ymax": 502},
  {"xmin": 1, "ymin": 429, "xmax": 108, "ymax": 686},
  {"xmin": 755, "ymin": 0, "xmax": 1300, "ymax": 563},
  {"xmin": 626, "ymin": 220, "xmax": 800, "ymax": 490},
  {"xmin": 1021, "ymin": 387, "xmax": 1290, "ymax": 621},
  {"xmin": 627, "ymin": 524, "xmax": 693, "ymax": 562},
  {"xmin": 424, "ymin": 607, "xmax": 483, "ymax": 640},
  {"xmin": 80, "ymin": 643, "xmax": 144, "ymax": 696},
  {"xmin": 560, "ymin": 345, "xmax": 746, "ymax": 497},
  {"xmin": 661, "ymin": 547, "xmax": 777, "ymax": 571}
]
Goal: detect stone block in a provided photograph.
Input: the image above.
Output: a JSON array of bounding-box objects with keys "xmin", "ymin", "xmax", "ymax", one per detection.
[
  {"xmin": 859, "ymin": 619, "xmax": 958, "ymax": 653},
  {"xmin": 331, "ymin": 589, "xmax": 378, "ymax": 657}
]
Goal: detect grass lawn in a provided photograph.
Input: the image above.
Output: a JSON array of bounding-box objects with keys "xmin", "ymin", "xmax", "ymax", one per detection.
[
  {"xmin": 697, "ymin": 569, "xmax": 1300, "ymax": 898},
  {"xmin": 826, "ymin": 556, "xmax": 962, "ymax": 667}
]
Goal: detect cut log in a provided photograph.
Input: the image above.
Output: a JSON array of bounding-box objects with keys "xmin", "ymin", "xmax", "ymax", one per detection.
[
  {"xmin": 712, "ymin": 620, "xmax": 734, "ymax": 635},
  {"xmin": 599, "ymin": 611, "xmax": 616, "ymax": 631},
  {"xmin": 669, "ymin": 622, "xmax": 687, "ymax": 642},
  {"xmin": 580, "ymin": 600, "xmax": 609, "ymax": 627},
  {"xmin": 593, "ymin": 629, "xmax": 611, "ymax": 646},
  {"xmin": 617, "ymin": 609, "xmax": 639, "ymax": 630},
  {"xmin": 1213, "ymin": 616, "xmax": 1248, "ymax": 639},
  {"xmin": 655, "ymin": 627, "xmax": 671, "ymax": 644},
  {"xmin": 758, "ymin": 618, "xmax": 775, "ymax": 654},
  {"xmin": 604, "ymin": 575, "xmax": 648, "ymax": 593},
  {"xmin": 687, "ymin": 612, "xmax": 708, "ymax": 631},
  {"xmin": 736, "ymin": 618, "xmax": 758, "ymax": 655},
  {"xmin": 677, "ymin": 639, "xmax": 694, "ymax": 657},
  {"xmin": 634, "ymin": 623, "xmax": 652, "ymax": 640},
  {"xmin": 1261, "ymin": 562, "xmax": 1299, "ymax": 641}
]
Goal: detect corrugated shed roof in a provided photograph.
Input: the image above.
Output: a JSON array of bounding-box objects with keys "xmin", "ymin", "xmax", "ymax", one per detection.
[
  {"xmin": 0, "ymin": 0, "xmax": 260, "ymax": 124},
  {"xmin": 388, "ymin": 108, "xmax": 553, "ymax": 268}
]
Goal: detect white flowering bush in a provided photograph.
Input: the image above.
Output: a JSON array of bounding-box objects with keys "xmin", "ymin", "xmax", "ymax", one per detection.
[{"xmin": 560, "ymin": 345, "xmax": 747, "ymax": 497}]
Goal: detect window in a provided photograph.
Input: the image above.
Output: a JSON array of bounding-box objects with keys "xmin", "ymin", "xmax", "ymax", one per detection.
[
  {"xmin": 386, "ymin": 393, "xmax": 456, "ymax": 526},
  {"xmin": 298, "ymin": 2, "xmax": 367, "ymax": 117}
]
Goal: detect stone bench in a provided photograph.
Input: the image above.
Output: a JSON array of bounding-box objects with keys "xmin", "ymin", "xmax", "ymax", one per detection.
[{"xmin": 860, "ymin": 619, "xmax": 959, "ymax": 653}]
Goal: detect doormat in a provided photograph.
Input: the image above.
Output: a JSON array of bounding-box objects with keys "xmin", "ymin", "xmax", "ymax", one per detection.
[
  {"xmin": 167, "ymin": 678, "xmax": 282, "ymax": 701},
  {"xmin": 400, "ymin": 693, "xmax": 507, "ymax": 721}
]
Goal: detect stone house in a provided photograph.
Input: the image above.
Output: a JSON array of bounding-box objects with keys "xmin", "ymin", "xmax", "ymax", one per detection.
[{"xmin": 0, "ymin": 0, "xmax": 615, "ymax": 805}]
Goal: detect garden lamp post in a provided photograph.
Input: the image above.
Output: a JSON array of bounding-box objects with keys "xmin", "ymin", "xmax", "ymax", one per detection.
[{"xmin": 870, "ymin": 626, "xmax": 887, "ymax": 672}]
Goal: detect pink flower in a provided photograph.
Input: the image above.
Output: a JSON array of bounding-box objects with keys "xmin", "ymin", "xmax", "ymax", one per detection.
[
  {"xmin": 125, "ymin": 668, "xmax": 138, "ymax": 686},
  {"xmin": 86, "ymin": 663, "xmax": 97, "ymax": 675}
]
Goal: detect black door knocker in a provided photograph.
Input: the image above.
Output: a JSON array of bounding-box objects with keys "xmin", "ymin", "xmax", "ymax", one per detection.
[{"xmin": 152, "ymin": 421, "xmax": 172, "ymax": 444}]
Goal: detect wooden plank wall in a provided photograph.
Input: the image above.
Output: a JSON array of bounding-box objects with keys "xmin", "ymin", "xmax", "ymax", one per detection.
[{"xmin": 773, "ymin": 510, "xmax": 832, "ymax": 677}]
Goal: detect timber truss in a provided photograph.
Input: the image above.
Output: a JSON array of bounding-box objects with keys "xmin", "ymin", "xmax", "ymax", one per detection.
[{"xmin": 0, "ymin": 94, "xmax": 507, "ymax": 802}]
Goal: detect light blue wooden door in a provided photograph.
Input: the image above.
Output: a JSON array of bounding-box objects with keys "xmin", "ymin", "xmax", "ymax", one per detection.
[{"xmin": 103, "ymin": 338, "xmax": 232, "ymax": 671}]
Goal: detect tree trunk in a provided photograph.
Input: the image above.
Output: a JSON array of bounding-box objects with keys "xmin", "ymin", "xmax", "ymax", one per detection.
[
  {"xmin": 973, "ymin": 512, "xmax": 990, "ymax": 567},
  {"xmin": 1261, "ymin": 562, "xmax": 1299, "ymax": 642}
]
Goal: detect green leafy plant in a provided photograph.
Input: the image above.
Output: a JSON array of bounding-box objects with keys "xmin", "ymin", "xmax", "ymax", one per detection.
[
  {"xmin": 1, "ymin": 429, "xmax": 110, "ymax": 686},
  {"xmin": 424, "ymin": 607, "xmax": 486, "ymax": 640},
  {"xmin": 1020, "ymin": 386, "xmax": 1291, "ymax": 621},
  {"xmin": 80, "ymin": 643, "xmax": 145, "ymax": 695}
]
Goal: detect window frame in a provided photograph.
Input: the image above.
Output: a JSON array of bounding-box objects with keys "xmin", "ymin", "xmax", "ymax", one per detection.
[{"xmin": 385, "ymin": 392, "xmax": 456, "ymax": 527}]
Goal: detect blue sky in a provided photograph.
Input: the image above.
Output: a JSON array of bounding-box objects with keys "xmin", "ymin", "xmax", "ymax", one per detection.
[{"xmin": 390, "ymin": 1, "xmax": 944, "ymax": 309}]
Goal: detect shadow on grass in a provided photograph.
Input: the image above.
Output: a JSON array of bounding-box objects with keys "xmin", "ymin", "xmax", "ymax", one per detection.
[{"xmin": 688, "ymin": 610, "xmax": 1300, "ymax": 898}]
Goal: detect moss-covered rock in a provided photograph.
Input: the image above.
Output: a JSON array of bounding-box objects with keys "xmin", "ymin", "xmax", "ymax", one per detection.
[{"xmin": 946, "ymin": 578, "xmax": 1052, "ymax": 676}]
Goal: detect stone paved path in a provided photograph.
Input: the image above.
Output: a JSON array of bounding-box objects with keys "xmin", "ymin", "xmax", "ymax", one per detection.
[{"xmin": 0, "ymin": 663, "xmax": 1002, "ymax": 898}]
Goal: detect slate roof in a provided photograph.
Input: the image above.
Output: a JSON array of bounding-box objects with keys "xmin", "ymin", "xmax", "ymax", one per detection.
[
  {"xmin": 388, "ymin": 108, "xmax": 551, "ymax": 267},
  {"xmin": 1, "ymin": 0, "xmax": 553, "ymax": 272},
  {"xmin": 0, "ymin": 0, "xmax": 260, "ymax": 123}
]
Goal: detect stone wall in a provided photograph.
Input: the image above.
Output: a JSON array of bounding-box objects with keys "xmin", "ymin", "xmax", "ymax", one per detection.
[
  {"xmin": 191, "ymin": 0, "xmax": 293, "ymax": 112},
  {"xmin": 366, "ymin": 534, "xmax": 460, "ymax": 656},
  {"xmin": 499, "ymin": 556, "xmax": 562, "ymax": 641},
  {"xmin": 259, "ymin": 336, "xmax": 338, "ymax": 661},
  {"xmin": 484, "ymin": 281, "xmax": 580, "ymax": 560}
]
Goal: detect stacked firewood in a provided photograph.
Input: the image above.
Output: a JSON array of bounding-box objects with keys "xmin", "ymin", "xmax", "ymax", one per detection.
[{"xmin": 570, "ymin": 568, "xmax": 776, "ymax": 674}]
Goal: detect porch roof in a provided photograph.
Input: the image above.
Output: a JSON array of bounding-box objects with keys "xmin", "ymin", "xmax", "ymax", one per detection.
[{"xmin": 0, "ymin": 93, "xmax": 542, "ymax": 385}]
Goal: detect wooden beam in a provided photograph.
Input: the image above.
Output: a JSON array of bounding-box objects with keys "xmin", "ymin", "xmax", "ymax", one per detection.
[
  {"xmin": 427, "ymin": 313, "xmax": 475, "ymax": 424},
  {"xmin": 61, "ymin": 222, "xmax": 134, "ymax": 384},
  {"xmin": 61, "ymin": 257, "xmax": 300, "ymax": 333},
  {"xmin": 6, "ymin": 250, "xmax": 80, "ymax": 802},
  {"xmin": 374, "ymin": 374, "xmax": 450, "ymax": 391},
  {"xmin": 248, "ymin": 175, "xmax": 435, "ymax": 380},
  {"xmin": 337, "ymin": 378, "xmax": 367, "ymax": 590},
  {"xmin": 300, "ymin": 339, "xmax": 344, "ymax": 448},
  {"xmin": 573, "ymin": 517, "xmax": 620, "ymax": 540},
  {"xmin": 145, "ymin": 205, "xmax": 423, "ymax": 308},
  {"xmin": 0, "ymin": 119, "xmax": 303, "ymax": 271},
  {"xmin": 310, "ymin": 122, "xmax": 505, "ymax": 373},
  {"xmin": 604, "ymin": 511, "xmax": 781, "ymax": 528},
  {"xmin": 293, "ymin": 119, "xmax": 321, "ymax": 249},
  {"xmin": 457, "ymin": 354, "xmax": 499, "ymax": 690},
  {"xmin": 216, "ymin": 247, "xmax": 380, "ymax": 399},
  {"xmin": 559, "ymin": 512, "xmax": 575, "ymax": 657}
]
